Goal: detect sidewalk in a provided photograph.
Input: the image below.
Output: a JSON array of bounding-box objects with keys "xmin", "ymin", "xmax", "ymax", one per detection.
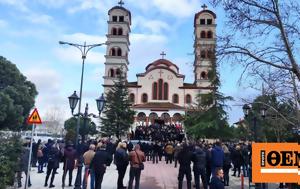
[{"xmin": 19, "ymin": 160, "xmax": 279, "ymax": 189}]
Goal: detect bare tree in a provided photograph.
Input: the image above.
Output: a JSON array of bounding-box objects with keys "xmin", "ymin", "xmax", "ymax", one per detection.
[
  {"xmin": 210, "ymin": 0, "xmax": 300, "ymax": 131},
  {"xmin": 44, "ymin": 106, "xmax": 65, "ymax": 135}
]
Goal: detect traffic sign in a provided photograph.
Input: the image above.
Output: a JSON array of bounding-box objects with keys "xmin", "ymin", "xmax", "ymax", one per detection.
[{"xmin": 27, "ymin": 108, "xmax": 42, "ymax": 124}]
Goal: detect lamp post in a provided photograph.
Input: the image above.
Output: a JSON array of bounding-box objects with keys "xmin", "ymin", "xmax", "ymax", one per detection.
[
  {"xmin": 242, "ymin": 104, "xmax": 267, "ymax": 189},
  {"xmin": 60, "ymin": 41, "xmax": 105, "ymax": 189},
  {"xmin": 60, "ymin": 40, "xmax": 105, "ymax": 147}
]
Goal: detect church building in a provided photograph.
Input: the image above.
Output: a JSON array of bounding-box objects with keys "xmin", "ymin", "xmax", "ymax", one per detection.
[{"xmin": 103, "ymin": 2, "xmax": 216, "ymax": 127}]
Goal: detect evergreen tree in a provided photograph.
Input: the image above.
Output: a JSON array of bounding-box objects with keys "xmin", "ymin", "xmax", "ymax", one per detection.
[
  {"xmin": 0, "ymin": 56, "xmax": 38, "ymax": 130},
  {"xmin": 101, "ymin": 74, "xmax": 135, "ymax": 139},
  {"xmin": 64, "ymin": 117, "xmax": 97, "ymax": 143},
  {"xmin": 184, "ymin": 52, "xmax": 233, "ymax": 140},
  {"xmin": 245, "ymin": 94, "xmax": 296, "ymax": 142}
]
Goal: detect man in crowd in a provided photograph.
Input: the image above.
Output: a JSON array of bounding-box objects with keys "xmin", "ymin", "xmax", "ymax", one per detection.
[
  {"xmin": 177, "ymin": 143, "xmax": 193, "ymax": 189},
  {"xmin": 164, "ymin": 141, "xmax": 174, "ymax": 164},
  {"xmin": 115, "ymin": 142, "xmax": 129, "ymax": 189},
  {"xmin": 211, "ymin": 141, "xmax": 224, "ymax": 177},
  {"xmin": 192, "ymin": 144, "xmax": 208, "ymax": 189},
  {"xmin": 128, "ymin": 144, "xmax": 145, "ymax": 189},
  {"xmin": 210, "ymin": 167, "xmax": 224, "ymax": 189},
  {"xmin": 17, "ymin": 142, "xmax": 31, "ymax": 188},
  {"xmin": 62, "ymin": 142, "xmax": 77, "ymax": 187},
  {"xmin": 91, "ymin": 143, "xmax": 113, "ymax": 189}
]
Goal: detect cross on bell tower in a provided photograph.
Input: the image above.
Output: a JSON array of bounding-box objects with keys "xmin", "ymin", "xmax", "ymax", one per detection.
[
  {"xmin": 201, "ymin": 4, "xmax": 207, "ymax": 10},
  {"xmin": 160, "ymin": 51, "xmax": 166, "ymax": 59},
  {"xmin": 118, "ymin": 0, "xmax": 124, "ymax": 7}
]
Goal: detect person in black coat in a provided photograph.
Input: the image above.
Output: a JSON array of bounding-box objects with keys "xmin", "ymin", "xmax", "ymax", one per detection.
[
  {"xmin": 44, "ymin": 143, "xmax": 61, "ymax": 188},
  {"xmin": 222, "ymin": 144, "xmax": 231, "ymax": 186},
  {"xmin": 91, "ymin": 143, "xmax": 113, "ymax": 189},
  {"xmin": 17, "ymin": 142, "xmax": 31, "ymax": 188},
  {"xmin": 232, "ymin": 145, "xmax": 243, "ymax": 177},
  {"xmin": 152, "ymin": 141, "xmax": 160, "ymax": 164},
  {"xmin": 62, "ymin": 144, "xmax": 77, "ymax": 187},
  {"xmin": 192, "ymin": 144, "xmax": 208, "ymax": 189},
  {"xmin": 205, "ymin": 144, "xmax": 212, "ymax": 184},
  {"xmin": 114, "ymin": 142, "xmax": 129, "ymax": 189},
  {"xmin": 210, "ymin": 167, "xmax": 224, "ymax": 189},
  {"xmin": 177, "ymin": 143, "xmax": 193, "ymax": 189}
]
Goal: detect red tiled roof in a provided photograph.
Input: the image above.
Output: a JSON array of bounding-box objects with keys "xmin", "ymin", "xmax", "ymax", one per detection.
[
  {"xmin": 146, "ymin": 59, "xmax": 179, "ymax": 71},
  {"xmin": 133, "ymin": 102, "xmax": 185, "ymax": 110}
]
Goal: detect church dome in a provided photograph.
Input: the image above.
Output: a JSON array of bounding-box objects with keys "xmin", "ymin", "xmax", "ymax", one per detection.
[{"xmin": 146, "ymin": 59, "xmax": 179, "ymax": 73}]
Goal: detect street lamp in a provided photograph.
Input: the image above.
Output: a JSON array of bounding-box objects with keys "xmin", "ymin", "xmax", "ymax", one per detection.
[
  {"xmin": 242, "ymin": 103, "xmax": 267, "ymax": 189},
  {"xmin": 96, "ymin": 93, "xmax": 106, "ymax": 116},
  {"xmin": 60, "ymin": 40, "xmax": 105, "ymax": 189},
  {"xmin": 68, "ymin": 91, "xmax": 79, "ymax": 115}
]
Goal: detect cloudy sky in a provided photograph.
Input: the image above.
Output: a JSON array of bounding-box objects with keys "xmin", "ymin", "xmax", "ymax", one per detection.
[{"xmin": 0, "ymin": 0, "xmax": 258, "ymax": 125}]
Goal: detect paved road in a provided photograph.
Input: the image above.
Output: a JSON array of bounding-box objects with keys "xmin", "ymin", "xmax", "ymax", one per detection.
[{"xmin": 18, "ymin": 160, "xmax": 279, "ymax": 189}]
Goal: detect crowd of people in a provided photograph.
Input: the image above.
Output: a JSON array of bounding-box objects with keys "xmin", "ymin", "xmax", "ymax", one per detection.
[
  {"xmin": 17, "ymin": 123, "xmax": 257, "ymax": 189},
  {"xmin": 133, "ymin": 123, "xmax": 185, "ymax": 142}
]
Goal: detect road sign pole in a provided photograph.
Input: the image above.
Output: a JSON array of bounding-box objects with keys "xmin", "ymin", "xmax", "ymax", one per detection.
[{"xmin": 25, "ymin": 123, "xmax": 35, "ymax": 189}]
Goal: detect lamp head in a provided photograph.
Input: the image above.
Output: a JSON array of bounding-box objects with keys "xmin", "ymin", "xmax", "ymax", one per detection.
[
  {"xmin": 242, "ymin": 104, "xmax": 251, "ymax": 117},
  {"xmin": 96, "ymin": 93, "xmax": 106, "ymax": 114},
  {"xmin": 68, "ymin": 91, "xmax": 79, "ymax": 114},
  {"xmin": 260, "ymin": 106, "xmax": 267, "ymax": 118}
]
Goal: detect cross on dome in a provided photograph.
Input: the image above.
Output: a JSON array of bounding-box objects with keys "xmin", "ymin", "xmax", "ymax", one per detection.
[
  {"xmin": 201, "ymin": 4, "xmax": 208, "ymax": 10},
  {"xmin": 118, "ymin": 0, "xmax": 124, "ymax": 7},
  {"xmin": 160, "ymin": 51, "xmax": 166, "ymax": 59}
]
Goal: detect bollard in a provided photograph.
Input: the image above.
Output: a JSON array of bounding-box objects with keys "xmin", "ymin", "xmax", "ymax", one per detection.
[{"xmin": 241, "ymin": 173, "xmax": 244, "ymax": 189}]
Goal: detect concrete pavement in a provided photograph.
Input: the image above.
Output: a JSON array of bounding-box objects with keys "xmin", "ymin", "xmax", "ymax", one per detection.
[{"xmin": 18, "ymin": 160, "xmax": 279, "ymax": 189}]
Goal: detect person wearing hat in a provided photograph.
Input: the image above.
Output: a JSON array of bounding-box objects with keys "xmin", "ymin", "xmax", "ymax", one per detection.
[{"xmin": 90, "ymin": 142, "xmax": 112, "ymax": 189}]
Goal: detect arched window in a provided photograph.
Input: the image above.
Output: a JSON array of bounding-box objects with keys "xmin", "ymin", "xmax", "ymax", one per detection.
[
  {"xmin": 110, "ymin": 48, "xmax": 116, "ymax": 56},
  {"xmin": 111, "ymin": 27, "xmax": 117, "ymax": 35},
  {"xmin": 163, "ymin": 82, "xmax": 168, "ymax": 100},
  {"xmin": 116, "ymin": 68, "xmax": 121, "ymax": 77},
  {"xmin": 109, "ymin": 69, "xmax": 115, "ymax": 77},
  {"xmin": 201, "ymin": 31, "xmax": 206, "ymax": 38},
  {"xmin": 201, "ymin": 71, "xmax": 207, "ymax": 79},
  {"xmin": 207, "ymin": 31, "xmax": 213, "ymax": 38},
  {"xmin": 153, "ymin": 82, "xmax": 158, "ymax": 100},
  {"xmin": 129, "ymin": 93, "xmax": 135, "ymax": 103},
  {"xmin": 149, "ymin": 112, "xmax": 158, "ymax": 124},
  {"xmin": 172, "ymin": 94, "xmax": 179, "ymax": 104},
  {"xmin": 200, "ymin": 50, "xmax": 206, "ymax": 58},
  {"xmin": 118, "ymin": 28, "xmax": 123, "ymax": 35},
  {"xmin": 186, "ymin": 94, "xmax": 192, "ymax": 104},
  {"xmin": 142, "ymin": 93, "xmax": 148, "ymax": 103},
  {"xmin": 117, "ymin": 48, "xmax": 122, "ymax": 56},
  {"xmin": 207, "ymin": 49, "xmax": 213, "ymax": 59},
  {"xmin": 158, "ymin": 79, "xmax": 163, "ymax": 100}
]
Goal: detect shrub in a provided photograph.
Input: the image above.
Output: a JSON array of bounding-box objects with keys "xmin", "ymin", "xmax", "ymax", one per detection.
[{"xmin": 0, "ymin": 134, "xmax": 22, "ymax": 189}]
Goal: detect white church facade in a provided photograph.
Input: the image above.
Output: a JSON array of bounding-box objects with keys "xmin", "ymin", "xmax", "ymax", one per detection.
[{"xmin": 103, "ymin": 3, "xmax": 216, "ymax": 127}]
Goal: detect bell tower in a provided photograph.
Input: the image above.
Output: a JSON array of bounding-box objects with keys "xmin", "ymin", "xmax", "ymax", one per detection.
[
  {"xmin": 193, "ymin": 5, "xmax": 216, "ymax": 87},
  {"xmin": 103, "ymin": 1, "xmax": 131, "ymax": 92}
]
